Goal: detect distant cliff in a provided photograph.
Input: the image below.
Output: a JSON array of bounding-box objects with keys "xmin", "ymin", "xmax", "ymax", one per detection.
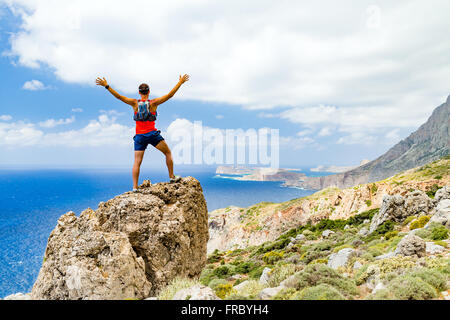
[{"xmin": 289, "ymin": 96, "xmax": 450, "ymax": 190}]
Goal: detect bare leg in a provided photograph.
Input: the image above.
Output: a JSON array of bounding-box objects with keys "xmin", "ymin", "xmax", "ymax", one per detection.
[
  {"xmin": 133, "ymin": 150, "xmax": 145, "ymax": 189},
  {"xmin": 155, "ymin": 140, "xmax": 175, "ymax": 179}
]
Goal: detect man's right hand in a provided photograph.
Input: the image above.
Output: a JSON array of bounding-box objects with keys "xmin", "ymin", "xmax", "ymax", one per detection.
[{"xmin": 96, "ymin": 77, "xmax": 108, "ymax": 87}]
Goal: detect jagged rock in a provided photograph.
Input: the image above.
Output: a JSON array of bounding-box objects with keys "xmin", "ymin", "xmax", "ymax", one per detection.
[
  {"xmin": 322, "ymin": 230, "xmax": 335, "ymax": 238},
  {"xmin": 172, "ymin": 285, "xmax": 219, "ymax": 300},
  {"xmin": 31, "ymin": 177, "xmax": 209, "ymax": 300},
  {"xmin": 259, "ymin": 286, "xmax": 283, "ymax": 299},
  {"xmin": 425, "ymin": 242, "xmax": 445, "ymax": 254},
  {"xmin": 344, "ymin": 225, "xmax": 350, "ymax": 230},
  {"xmin": 404, "ymin": 190, "xmax": 433, "ymax": 216},
  {"xmin": 233, "ymin": 280, "xmax": 250, "ymax": 291},
  {"xmin": 327, "ymin": 248, "xmax": 355, "ymax": 269},
  {"xmin": 427, "ymin": 199, "xmax": 450, "ymax": 229},
  {"xmin": 358, "ymin": 227, "xmax": 369, "ymax": 237},
  {"xmin": 259, "ymin": 267, "xmax": 272, "ymax": 285},
  {"xmin": 353, "ymin": 261, "xmax": 363, "ymax": 270},
  {"xmin": 295, "ymin": 234, "xmax": 306, "ymax": 241},
  {"xmin": 394, "ymin": 234, "xmax": 426, "ymax": 258},
  {"xmin": 434, "ymin": 186, "xmax": 450, "ymax": 203},
  {"xmin": 369, "ymin": 191, "xmax": 433, "ymax": 234},
  {"xmin": 3, "ymin": 293, "xmax": 31, "ymax": 300}
]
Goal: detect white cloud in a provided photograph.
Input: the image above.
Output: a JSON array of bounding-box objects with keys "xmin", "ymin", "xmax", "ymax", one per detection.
[
  {"xmin": 22, "ymin": 79, "xmax": 50, "ymax": 91},
  {"xmin": 318, "ymin": 127, "xmax": 333, "ymax": 137},
  {"xmin": 0, "ymin": 114, "xmax": 133, "ymax": 147},
  {"xmin": 4, "ymin": 0, "xmax": 449, "ymax": 135},
  {"xmin": 215, "ymin": 114, "xmax": 224, "ymax": 119},
  {"xmin": 71, "ymin": 108, "xmax": 83, "ymax": 112},
  {"xmin": 38, "ymin": 116, "xmax": 75, "ymax": 128},
  {"xmin": 0, "ymin": 115, "xmax": 12, "ymax": 121}
]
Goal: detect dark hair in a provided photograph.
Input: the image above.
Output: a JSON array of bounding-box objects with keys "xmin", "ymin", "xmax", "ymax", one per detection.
[{"xmin": 139, "ymin": 83, "xmax": 149, "ymax": 94}]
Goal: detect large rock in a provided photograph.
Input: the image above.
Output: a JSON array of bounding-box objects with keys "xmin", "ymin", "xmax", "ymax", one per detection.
[
  {"xmin": 31, "ymin": 177, "xmax": 209, "ymax": 300},
  {"xmin": 394, "ymin": 234, "xmax": 426, "ymax": 258},
  {"xmin": 427, "ymin": 199, "xmax": 450, "ymax": 229},
  {"xmin": 327, "ymin": 248, "xmax": 355, "ymax": 269},
  {"xmin": 434, "ymin": 185, "xmax": 450, "ymax": 203},
  {"xmin": 369, "ymin": 191, "xmax": 433, "ymax": 234},
  {"xmin": 172, "ymin": 285, "xmax": 219, "ymax": 300}
]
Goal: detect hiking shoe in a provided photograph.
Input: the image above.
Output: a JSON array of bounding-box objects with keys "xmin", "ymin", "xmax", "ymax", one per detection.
[{"xmin": 170, "ymin": 175, "xmax": 182, "ymax": 183}]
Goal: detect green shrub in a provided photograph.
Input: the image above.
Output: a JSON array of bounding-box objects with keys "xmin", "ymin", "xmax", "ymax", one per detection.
[
  {"xmin": 290, "ymin": 284, "xmax": 345, "ymax": 300},
  {"xmin": 431, "ymin": 225, "xmax": 449, "ymax": 240},
  {"xmin": 248, "ymin": 265, "xmax": 267, "ymax": 280},
  {"xmin": 262, "ymin": 251, "xmax": 284, "ymax": 265},
  {"xmin": 213, "ymin": 264, "xmax": 236, "ymax": 278},
  {"xmin": 365, "ymin": 289, "xmax": 394, "ymax": 300},
  {"xmin": 409, "ymin": 216, "xmax": 430, "ymax": 230},
  {"xmin": 207, "ymin": 249, "xmax": 223, "ymax": 263},
  {"xmin": 386, "ymin": 275, "xmax": 437, "ymax": 300},
  {"xmin": 433, "ymin": 240, "xmax": 448, "ymax": 248},
  {"xmin": 384, "ymin": 231, "xmax": 399, "ymax": 240},
  {"xmin": 414, "ymin": 228, "xmax": 432, "ymax": 240},
  {"xmin": 157, "ymin": 277, "xmax": 201, "ymax": 300},
  {"xmin": 214, "ymin": 283, "xmax": 235, "ymax": 299},
  {"xmin": 208, "ymin": 278, "xmax": 228, "ymax": 290},
  {"xmin": 272, "ymin": 288, "xmax": 297, "ymax": 300},
  {"xmin": 234, "ymin": 261, "xmax": 261, "ymax": 274},
  {"xmin": 365, "ymin": 200, "xmax": 372, "ymax": 207},
  {"xmin": 407, "ymin": 269, "xmax": 447, "ymax": 291},
  {"xmin": 199, "ymin": 266, "xmax": 216, "ymax": 286},
  {"xmin": 267, "ymin": 263, "xmax": 297, "ymax": 287},
  {"xmin": 290, "ymin": 263, "xmax": 358, "ymax": 298},
  {"xmin": 426, "ymin": 184, "xmax": 442, "ymax": 198}
]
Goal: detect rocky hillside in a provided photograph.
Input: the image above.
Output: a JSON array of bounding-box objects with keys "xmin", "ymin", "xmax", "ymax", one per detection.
[
  {"xmin": 287, "ymin": 96, "xmax": 449, "ymax": 190},
  {"xmin": 156, "ymin": 159, "xmax": 449, "ymax": 301},
  {"xmin": 209, "ymin": 158, "xmax": 450, "ymax": 254},
  {"xmin": 19, "ymin": 177, "xmax": 208, "ymax": 300}
]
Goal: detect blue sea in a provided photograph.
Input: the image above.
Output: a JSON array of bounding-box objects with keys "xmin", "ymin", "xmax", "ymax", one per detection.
[{"xmin": 0, "ymin": 166, "xmax": 324, "ymax": 297}]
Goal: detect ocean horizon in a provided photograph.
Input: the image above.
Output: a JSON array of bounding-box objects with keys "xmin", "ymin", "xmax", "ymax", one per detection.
[{"xmin": 0, "ymin": 166, "xmax": 329, "ymax": 297}]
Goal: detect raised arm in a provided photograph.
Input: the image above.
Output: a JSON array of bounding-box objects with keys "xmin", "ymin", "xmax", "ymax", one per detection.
[
  {"xmin": 152, "ymin": 74, "xmax": 189, "ymax": 106},
  {"xmin": 95, "ymin": 77, "xmax": 137, "ymax": 107}
]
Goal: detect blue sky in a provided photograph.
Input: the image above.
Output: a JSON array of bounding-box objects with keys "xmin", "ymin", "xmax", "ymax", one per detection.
[{"xmin": 0, "ymin": 1, "xmax": 449, "ymax": 169}]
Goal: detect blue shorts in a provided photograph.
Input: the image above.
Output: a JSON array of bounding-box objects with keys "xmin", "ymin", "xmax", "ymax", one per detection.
[{"xmin": 133, "ymin": 130, "xmax": 165, "ymax": 151}]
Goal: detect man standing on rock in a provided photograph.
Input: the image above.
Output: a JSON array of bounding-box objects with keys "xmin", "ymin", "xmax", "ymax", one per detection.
[{"xmin": 95, "ymin": 74, "xmax": 190, "ymax": 191}]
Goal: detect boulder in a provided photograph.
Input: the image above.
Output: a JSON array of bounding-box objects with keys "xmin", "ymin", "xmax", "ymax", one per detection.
[
  {"xmin": 427, "ymin": 199, "xmax": 450, "ymax": 229},
  {"xmin": 31, "ymin": 177, "xmax": 209, "ymax": 300},
  {"xmin": 434, "ymin": 185, "xmax": 450, "ymax": 203},
  {"xmin": 352, "ymin": 261, "xmax": 363, "ymax": 270},
  {"xmin": 327, "ymin": 248, "xmax": 355, "ymax": 269},
  {"xmin": 259, "ymin": 286, "xmax": 283, "ymax": 299},
  {"xmin": 369, "ymin": 191, "xmax": 433, "ymax": 234},
  {"xmin": 259, "ymin": 267, "xmax": 272, "ymax": 285},
  {"xmin": 394, "ymin": 234, "xmax": 426, "ymax": 258},
  {"xmin": 322, "ymin": 230, "xmax": 335, "ymax": 238},
  {"xmin": 172, "ymin": 285, "xmax": 219, "ymax": 300},
  {"xmin": 233, "ymin": 280, "xmax": 250, "ymax": 291},
  {"xmin": 358, "ymin": 227, "xmax": 369, "ymax": 237},
  {"xmin": 425, "ymin": 242, "xmax": 445, "ymax": 254}
]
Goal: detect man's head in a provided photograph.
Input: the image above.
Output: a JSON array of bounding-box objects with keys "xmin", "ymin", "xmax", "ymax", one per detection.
[{"xmin": 139, "ymin": 83, "xmax": 150, "ymax": 96}]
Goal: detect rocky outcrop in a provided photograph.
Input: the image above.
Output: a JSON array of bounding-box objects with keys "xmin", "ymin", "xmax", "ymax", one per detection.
[
  {"xmin": 369, "ymin": 190, "xmax": 433, "ymax": 233},
  {"xmin": 327, "ymin": 248, "xmax": 356, "ymax": 269},
  {"xmin": 31, "ymin": 177, "xmax": 209, "ymax": 300},
  {"xmin": 394, "ymin": 234, "xmax": 426, "ymax": 258}
]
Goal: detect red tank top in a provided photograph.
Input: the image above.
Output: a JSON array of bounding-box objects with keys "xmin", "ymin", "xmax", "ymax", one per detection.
[{"xmin": 135, "ymin": 99, "xmax": 157, "ymax": 134}]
